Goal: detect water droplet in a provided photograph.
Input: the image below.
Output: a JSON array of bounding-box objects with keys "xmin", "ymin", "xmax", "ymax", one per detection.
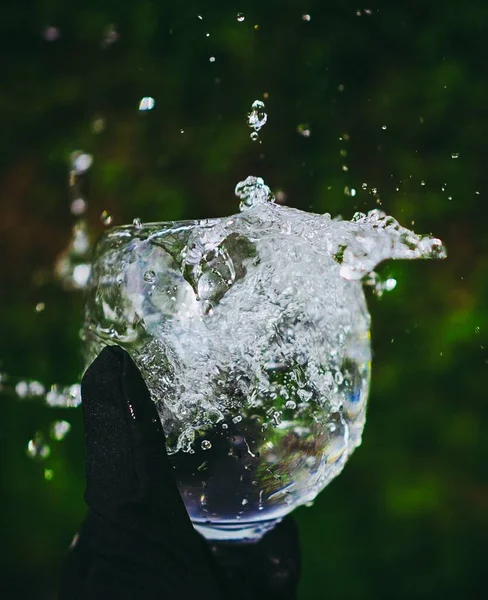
[
  {"xmin": 247, "ymin": 100, "xmax": 267, "ymax": 131},
  {"xmin": 102, "ymin": 24, "xmax": 119, "ymax": 47},
  {"xmin": 382, "ymin": 125, "xmax": 387, "ymax": 130},
  {"xmin": 92, "ymin": 118, "xmax": 105, "ymax": 134},
  {"xmin": 297, "ymin": 124, "xmax": 311, "ymax": 137},
  {"xmin": 235, "ymin": 175, "xmax": 275, "ymax": 211},
  {"xmin": 475, "ymin": 326, "xmax": 480, "ymax": 335},
  {"xmin": 302, "ymin": 14, "xmax": 311, "ymax": 21},
  {"xmin": 43, "ymin": 26, "xmax": 59, "ymax": 41},
  {"xmin": 72, "ymin": 264, "xmax": 91, "ymax": 288},
  {"xmin": 100, "ymin": 210, "xmax": 113, "ymax": 226},
  {"xmin": 250, "ymin": 131, "xmax": 259, "ymax": 141},
  {"xmin": 209, "ymin": 56, "xmax": 216, "ymax": 62},
  {"xmin": 132, "ymin": 217, "xmax": 143, "ymax": 229},
  {"xmin": 361, "ymin": 182, "xmax": 368, "ymax": 190},
  {"xmin": 242, "ymin": 498, "xmax": 249, "ymax": 506},
  {"xmin": 70, "ymin": 198, "xmax": 87, "ymax": 215},
  {"xmin": 139, "ymin": 97, "xmax": 155, "ymax": 111},
  {"xmin": 35, "ymin": 302, "xmax": 45, "ymax": 313},
  {"xmin": 421, "ymin": 180, "xmax": 426, "ymax": 186},
  {"xmin": 143, "ymin": 270, "xmax": 156, "ymax": 283},
  {"xmin": 232, "ymin": 415, "xmax": 242, "ymax": 424},
  {"xmin": 71, "ymin": 152, "xmax": 93, "ymax": 174},
  {"xmin": 237, "ymin": 13, "xmax": 245, "ymax": 22},
  {"xmin": 51, "ymin": 420, "xmax": 71, "ymax": 441},
  {"xmin": 338, "ymin": 84, "xmax": 345, "ymax": 92},
  {"xmin": 201, "ymin": 439, "xmax": 212, "ymax": 450},
  {"xmin": 27, "ymin": 433, "xmax": 50, "ymax": 461},
  {"xmin": 451, "ymin": 152, "xmax": 459, "ymax": 159},
  {"xmin": 285, "ymin": 400, "xmax": 297, "ymax": 410},
  {"xmin": 44, "ymin": 468, "xmax": 54, "ymax": 481}
]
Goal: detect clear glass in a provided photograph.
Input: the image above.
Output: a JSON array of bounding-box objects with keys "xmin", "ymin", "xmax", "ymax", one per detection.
[{"xmin": 83, "ymin": 205, "xmax": 372, "ymax": 541}]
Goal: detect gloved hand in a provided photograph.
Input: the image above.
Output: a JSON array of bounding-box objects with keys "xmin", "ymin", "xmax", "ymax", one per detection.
[{"xmin": 59, "ymin": 346, "xmax": 300, "ymax": 599}]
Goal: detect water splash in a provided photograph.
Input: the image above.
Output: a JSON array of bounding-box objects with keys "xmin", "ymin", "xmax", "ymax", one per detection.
[{"xmin": 235, "ymin": 175, "xmax": 275, "ymax": 211}]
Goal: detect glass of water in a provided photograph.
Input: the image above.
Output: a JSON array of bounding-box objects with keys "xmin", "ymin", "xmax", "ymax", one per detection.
[{"xmin": 83, "ymin": 204, "xmax": 372, "ymax": 541}]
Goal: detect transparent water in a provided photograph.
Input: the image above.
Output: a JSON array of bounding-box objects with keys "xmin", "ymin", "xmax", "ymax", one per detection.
[{"xmin": 83, "ymin": 177, "xmax": 445, "ymax": 540}]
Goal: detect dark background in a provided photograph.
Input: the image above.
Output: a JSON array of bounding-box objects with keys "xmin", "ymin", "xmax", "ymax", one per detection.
[{"xmin": 0, "ymin": 1, "xmax": 487, "ymax": 598}]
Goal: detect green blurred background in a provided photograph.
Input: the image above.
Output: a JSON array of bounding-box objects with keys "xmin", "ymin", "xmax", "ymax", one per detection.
[{"xmin": 1, "ymin": 1, "xmax": 487, "ymax": 598}]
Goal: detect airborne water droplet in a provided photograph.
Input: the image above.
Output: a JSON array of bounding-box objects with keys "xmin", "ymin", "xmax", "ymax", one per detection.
[
  {"xmin": 100, "ymin": 210, "xmax": 113, "ymax": 226},
  {"xmin": 237, "ymin": 13, "xmax": 245, "ymax": 22},
  {"xmin": 139, "ymin": 97, "xmax": 155, "ymax": 111},
  {"xmin": 248, "ymin": 100, "xmax": 267, "ymax": 132},
  {"xmin": 201, "ymin": 439, "xmax": 212, "ymax": 450},
  {"xmin": 27, "ymin": 433, "xmax": 51, "ymax": 461},
  {"xmin": 132, "ymin": 217, "xmax": 142, "ymax": 229},
  {"xmin": 51, "ymin": 420, "xmax": 71, "ymax": 441}
]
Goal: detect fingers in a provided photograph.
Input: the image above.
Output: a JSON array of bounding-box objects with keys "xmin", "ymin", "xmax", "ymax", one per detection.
[
  {"xmin": 80, "ymin": 346, "xmax": 225, "ymax": 598},
  {"xmin": 210, "ymin": 518, "xmax": 301, "ymax": 600}
]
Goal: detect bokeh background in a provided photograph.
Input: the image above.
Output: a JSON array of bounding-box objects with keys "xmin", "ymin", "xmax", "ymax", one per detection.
[{"xmin": 1, "ymin": 1, "xmax": 487, "ymax": 598}]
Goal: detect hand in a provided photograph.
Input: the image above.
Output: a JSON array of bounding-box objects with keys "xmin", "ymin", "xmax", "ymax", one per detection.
[{"xmin": 59, "ymin": 346, "xmax": 300, "ymax": 599}]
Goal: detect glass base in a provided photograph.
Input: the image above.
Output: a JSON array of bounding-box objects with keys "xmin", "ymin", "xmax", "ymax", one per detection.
[{"xmin": 193, "ymin": 518, "xmax": 281, "ymax": 542}]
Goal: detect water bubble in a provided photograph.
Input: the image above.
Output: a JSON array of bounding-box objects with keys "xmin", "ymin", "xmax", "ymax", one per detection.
[
  {"xmin": 237, "ymin": 13, "xmax": 245, "ymax": 22},
  {"xmin": 201, "ymin": 440, "xmax": 212, "ymax": 450},
  {"xmin": 338, "ymin": 84, "xmax": 345, "ymax": 92},
  {"xmin": 362, "ymin": 182, "xmax": 368, "ymax": 190},
  {"xmin": 302, "ymin": 14, "xmax": 311, "ymax": 21},
  {"xmin": 297, "ymin": 124, "xmax": 311, "ymax": 137},
  {"xmin": 70, "ymin": 198, "xmax": 87, "ymax": 215},
  {"xmin": 132, "ymin": 217, "xmax": 143, "ymax": 229},
  {"xmin": 209, "ymin": 56, "xmax": 216, "ymax": 63},
  {"xmin": 139, "ymin": 97, "xmax": 155, "ymax": 111},
  {"xmin": 250, "ymin": 131, "xmax": 259, "ymax": 141},
  {"xmin": 235, "ymin": 175, "xmax": 275, "ymax": 211},
  {"xmin": 44, "ymin": 468, "xmax": 54, "ymax": 481},
  {"xmin": 71, "ymin": 152, "xmax": 93, "ymax": 174},
  {"xmin": 51, "ymin": 420, "xmax": 71, "ymax": 441},
  {"xmin": 248, "ymin": 100, "xmax": 267, "ymax": 132},
  {"xmin": 382, "ymin": 125, "xmax": 387, "ymax": 130},
  {"xmin": 27, "ymin": 433, "xmax": 50, "ymax": 461},
  {"xmin": 143, "ymin": 270, "xmax": 156, "ymax": 283},
  {"xmin": 35, "ymin": 302, "xmax": 45, "ymax": 313},
  {"xmin": 451, "ymin": 152, "xmax": 460, "ymax": 159},
  {"xmin": 100, "ymin": 210, "xmax": 113, "ymax": 226},
  {"xmin": 232, "ymin": 415, "xmax": 243, "ymax": 424},
  {"xmin": 285, "ymin": 400, "xmax": 297, "ymax": 410},
  {"xmin": 241, "ymin": 498, "xmax": 249, "ymax": 505}
]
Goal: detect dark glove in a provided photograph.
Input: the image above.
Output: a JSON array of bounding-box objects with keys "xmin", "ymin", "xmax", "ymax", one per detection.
[{"xmin": 59, "ymin": 346, "xmax": 300, "ymax": 599}]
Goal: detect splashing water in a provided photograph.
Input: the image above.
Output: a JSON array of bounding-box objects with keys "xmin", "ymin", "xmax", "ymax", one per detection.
[{"xmin": 83, "ymin": 175, "xmax": 445, "ymax": 539}]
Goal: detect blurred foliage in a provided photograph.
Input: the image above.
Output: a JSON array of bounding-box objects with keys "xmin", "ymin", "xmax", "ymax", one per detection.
[{"xmin": 0, "ymin": 0, "xmax": 487, "ymax": 598}]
